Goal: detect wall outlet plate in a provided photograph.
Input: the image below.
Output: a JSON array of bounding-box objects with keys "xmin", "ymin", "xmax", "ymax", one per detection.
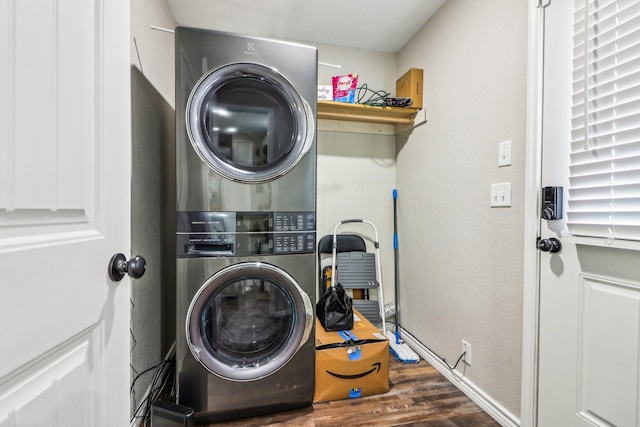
[{"xmin": 461, "ymin": 340, "xmax": 472, "ymax": 366}]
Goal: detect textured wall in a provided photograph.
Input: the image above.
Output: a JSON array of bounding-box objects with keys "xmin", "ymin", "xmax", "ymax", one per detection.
[
  {"xmin": 130, "ymin": 0, "xmax": 177, "ymax": 417},
  {"xmin": 396, "ymin": 0, "xmax": 527, "ymax": 418}
]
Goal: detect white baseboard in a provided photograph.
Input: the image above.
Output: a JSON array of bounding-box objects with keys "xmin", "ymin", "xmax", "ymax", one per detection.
[{"xmin": 399, "ymin": 330, "xmax": 520, "ymax": 427}]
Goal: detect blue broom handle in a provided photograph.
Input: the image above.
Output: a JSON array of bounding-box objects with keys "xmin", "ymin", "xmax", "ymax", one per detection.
[{"xmin": 393, "ymin": 189, "xmax": 399, "ymax": 335}]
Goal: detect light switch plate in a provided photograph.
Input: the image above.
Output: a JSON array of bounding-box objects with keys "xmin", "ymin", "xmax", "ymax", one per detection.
[
  {"xmin": 491, "ymin": 182, "xmax": 511, "ymax": 207},
  {"xmin": 498, "ymin": 140, "xmax": 512, "ymax": 167}
]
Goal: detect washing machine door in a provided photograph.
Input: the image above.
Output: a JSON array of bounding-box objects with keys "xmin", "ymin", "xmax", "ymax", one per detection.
[
  {"xmin": 186, "ymin": 63, "xmax": 315, "ymax": 183},
  {"xmin": 186, "ymin": 261, "xmax": 313, "ymax": 381}
]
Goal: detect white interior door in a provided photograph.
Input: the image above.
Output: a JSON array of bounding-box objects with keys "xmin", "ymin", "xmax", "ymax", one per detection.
[
  {"xmin": 538, "ymin": 1, "xmax": 640, "ymax": 426},
  {"xmin": 0, "ymin": 0, "xmax": 131, "ymax": 426}
]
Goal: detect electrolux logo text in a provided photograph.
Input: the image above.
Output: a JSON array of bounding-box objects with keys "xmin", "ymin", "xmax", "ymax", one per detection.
[{"xmin": 244, "ymin": 42, "xmax": 258, "ymax": 56}]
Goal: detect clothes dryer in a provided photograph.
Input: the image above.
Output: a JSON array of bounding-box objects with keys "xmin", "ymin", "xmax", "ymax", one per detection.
[
  {"xmin": 176, "ymin": 26, "xmax": 316, "ymax": 213},
  {"xmin": 174, "ymin": 27, "xmax": 317, "ymax": 424}
]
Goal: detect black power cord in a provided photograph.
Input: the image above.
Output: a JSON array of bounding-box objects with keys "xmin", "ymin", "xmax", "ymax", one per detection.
[
  {"xmin": 130, "ymin": 357, "xmax": 176, "ymax": 425},
  {"xmin": 356, "ymin": 84, "xmax": 390, "ymax": 106}
]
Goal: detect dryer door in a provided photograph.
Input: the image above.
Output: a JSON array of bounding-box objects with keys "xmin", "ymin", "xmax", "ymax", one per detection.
[
  {"xmin": 186, "ymin": 261, "xmax": 313, "ymax": 381},
  {"xmin": 186, "ymin": 63, "xmax": 315, "ymax": 183}
]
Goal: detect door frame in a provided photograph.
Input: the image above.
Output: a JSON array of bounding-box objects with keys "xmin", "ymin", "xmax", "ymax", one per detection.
[{"xmin": 521, "ymin": 1, "xmax": 548, "ymax": 426}]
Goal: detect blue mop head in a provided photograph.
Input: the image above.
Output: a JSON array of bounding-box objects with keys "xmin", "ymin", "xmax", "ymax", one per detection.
[{"xmin": 386, "ymin": 330, "xmax": 420, "ymax": 363}]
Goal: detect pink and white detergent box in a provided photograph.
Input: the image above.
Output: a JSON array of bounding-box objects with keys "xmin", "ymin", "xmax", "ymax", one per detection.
[{"xmin": 332, "ymin": 74, "xmax": 358, "ymax": 103}]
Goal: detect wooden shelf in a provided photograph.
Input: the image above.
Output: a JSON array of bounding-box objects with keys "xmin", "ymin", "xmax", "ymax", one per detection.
[{"xmin": 317, "ymin": 100, "xmax": 420, "ymax": 125}]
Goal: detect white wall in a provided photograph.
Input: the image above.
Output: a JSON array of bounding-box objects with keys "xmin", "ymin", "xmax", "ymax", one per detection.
[
  {"xmin": 396, "ymin": 0, "xmax": 527, "ymax": 418},
  {"xmin": 315, "ymin": 44, "xmax": 398, "ymax": 302},
  {"xmin": 131, "ymin": 0, "xmax": 176, "ymax": 106}
]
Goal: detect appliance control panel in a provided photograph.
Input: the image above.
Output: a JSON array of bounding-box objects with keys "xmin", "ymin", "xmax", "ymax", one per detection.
[
  {"xmin": 177, "ymin": 211, "xmax": 316, "ymax": 257},
  {"xmin": 273, "ymin": 212, "xmax": 316, "ymax": 232},
  {"xmin": 274, "ymin": 233, "xmax": 316, "ymax": 254}
]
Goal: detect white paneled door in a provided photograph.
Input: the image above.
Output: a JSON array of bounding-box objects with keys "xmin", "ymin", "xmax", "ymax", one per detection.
[
  {"xmin": 0, "ymin": 0, "xmax": 131, "ymax": 426},
  {"xmin": 538, "ymin": 1, "xmax": 640, "ymax": 426}
]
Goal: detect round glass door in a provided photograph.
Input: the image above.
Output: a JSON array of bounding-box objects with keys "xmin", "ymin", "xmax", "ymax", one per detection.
[
  {"xmin": 186, "ymin": 63, "xmax": 315, "ymax": 183},
  {"xmin": 186, "ymin": 261, "xmax": 313, "ymax": 381}
]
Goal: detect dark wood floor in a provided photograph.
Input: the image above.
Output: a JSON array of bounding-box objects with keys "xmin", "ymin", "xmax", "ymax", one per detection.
[{"xmin": 207, "ymin": 355, "xmax": 501, "ymax": 427}]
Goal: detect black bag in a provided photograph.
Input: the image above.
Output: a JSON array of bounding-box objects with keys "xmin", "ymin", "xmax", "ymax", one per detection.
[{"xmin": 316, "ymin": 282, "xmax": 354, "ymax": 331}]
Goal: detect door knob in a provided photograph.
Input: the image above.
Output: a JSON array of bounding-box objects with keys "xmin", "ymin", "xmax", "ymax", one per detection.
[
  {"xmin": 108, "ymin": 253, "xmax": 147, "ymax": 281},
  {"xmin": 536, "ymin": 237, "xmax": 562, "ymax": 253}
]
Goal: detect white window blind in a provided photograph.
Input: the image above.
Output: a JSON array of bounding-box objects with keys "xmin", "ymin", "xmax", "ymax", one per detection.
[{"xmin": 568, "ymin": 0, "xmax": 640, "ymax": 241}]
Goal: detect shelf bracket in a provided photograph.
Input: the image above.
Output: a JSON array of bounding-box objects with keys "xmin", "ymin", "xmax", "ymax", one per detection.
[{"xmin": 395, "ymin": 108, "xmax": 427, "ymax": 135}]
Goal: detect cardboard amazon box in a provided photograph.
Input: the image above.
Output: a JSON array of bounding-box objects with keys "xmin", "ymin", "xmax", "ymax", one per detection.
[
  {"xmin": 314, "ymin": 310, "xmax": 389, "ymax": 402},
  {"xmin": 396, "ymin": 68, "xmax": 423, "ymax": 109}
]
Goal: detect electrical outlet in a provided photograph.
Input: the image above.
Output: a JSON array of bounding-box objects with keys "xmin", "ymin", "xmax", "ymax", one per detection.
[{"xmin": 461, "ymin": 340, "xmax": 472, "ymax": 366}]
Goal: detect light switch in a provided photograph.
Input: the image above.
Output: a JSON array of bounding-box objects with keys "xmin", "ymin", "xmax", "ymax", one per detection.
[
  {"xmin": 498, "ymin": 140, "xmax": 512, "ymax": 167},
  {"xmin": 491, "ymin": 182, "xmax": 511, "ymax": 207}
]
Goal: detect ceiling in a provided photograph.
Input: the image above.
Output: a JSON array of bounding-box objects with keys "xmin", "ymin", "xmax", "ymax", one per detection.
[{"xmin": 167, "ymin": 0, "xmax": 447, "ymax": 53}]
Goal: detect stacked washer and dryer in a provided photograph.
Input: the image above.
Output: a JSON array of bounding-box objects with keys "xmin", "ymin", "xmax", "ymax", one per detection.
[{"xmin": 174, "ymin": 28, "xmax": 318, "ymax": 424}]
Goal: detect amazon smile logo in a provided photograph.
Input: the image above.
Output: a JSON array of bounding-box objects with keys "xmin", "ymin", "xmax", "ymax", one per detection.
[{"xmin": 326, "ymin": 362, "xmax": 382, "ymax": 380}]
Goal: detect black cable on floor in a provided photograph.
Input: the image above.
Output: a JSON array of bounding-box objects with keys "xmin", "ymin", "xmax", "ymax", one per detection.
[{"xmin": 130, "ymin": 357, "xmax": 175, "ymax": 425}]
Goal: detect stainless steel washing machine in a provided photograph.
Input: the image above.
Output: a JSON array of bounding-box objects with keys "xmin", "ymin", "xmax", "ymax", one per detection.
[
  {"xmin": 176, "ymin": 26, "xmax": 316, "ymax": 213},
  {"xmin": 174, "ymin": 27, "xmax": 317, "ymax": 424}
]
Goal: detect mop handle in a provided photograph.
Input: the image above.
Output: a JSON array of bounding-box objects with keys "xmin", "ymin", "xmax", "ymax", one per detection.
[{"xmin": 393, "ymin": 189, "xmax": 399, "ymax": 338}]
